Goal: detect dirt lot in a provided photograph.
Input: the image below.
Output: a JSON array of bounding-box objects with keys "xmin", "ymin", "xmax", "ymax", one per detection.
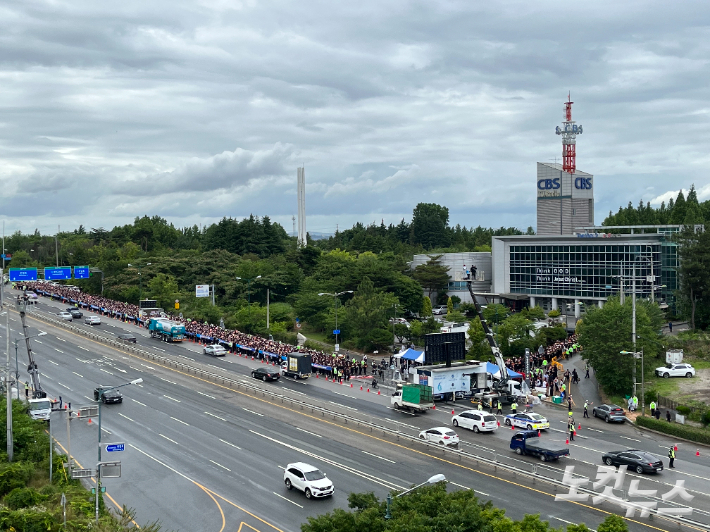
[{"xmin": 678, "ymin": 367, "xmax": 710, "ymax": 404}]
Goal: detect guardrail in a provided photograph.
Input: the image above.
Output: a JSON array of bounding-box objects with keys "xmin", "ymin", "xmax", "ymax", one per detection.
[{"xmin": 22, "ymin": 308, "xmax": 710, "ymax": 529}]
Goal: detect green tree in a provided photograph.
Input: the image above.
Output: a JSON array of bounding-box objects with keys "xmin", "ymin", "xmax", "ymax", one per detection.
[
  {"xmin": 597, "ymin": 515, "xmax": 628, "ymax": 532},
  {"xmin": 498, "ymin": 313, "xmax": 533, "ymax": 355},
  {"xmin": 410, "ymin": 202, "xmax": 450, "ymax": 248},
  {"xmin": 446, "ymin": 296, "xmax": 454, "ymax": 316},
  {"xmin": 482, "ymin": 303, "xmax": 508, "ymax": 325},
  {"xmin": 411, "ymin": 255, "xmax": 450, "ymax": 299},
  {"xmin": 578, "ymin": 296, "xmax": 664, "ymax": 395},
  {"xmin": 147, "ymin": 273, "xmax": 179, "ymax": 311},
  {"xmin": 677, "ymin": 225, "xmax": 710, "ymax": 329},
  {"xmin": 343, "ymin": 277, "xmax": 398, "ymax": 351},
  {"xmin": 421, "ymin": 296, "xmax": 433, "ymax": 317},
  {"xmin": 467, "ymin": 316, "xmax": 490, "ymax": 360}
]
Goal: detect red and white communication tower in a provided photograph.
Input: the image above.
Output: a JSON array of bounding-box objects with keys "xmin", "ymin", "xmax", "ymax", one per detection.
[{"xmin": 555, "ymin": 93, "xmax": 583, "ymax": 174}]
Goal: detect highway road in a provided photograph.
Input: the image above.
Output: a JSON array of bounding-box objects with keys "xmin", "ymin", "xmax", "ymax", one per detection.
[{"xmin": 3, "ymin": 294, "xmax": 709, "ymax": 532}]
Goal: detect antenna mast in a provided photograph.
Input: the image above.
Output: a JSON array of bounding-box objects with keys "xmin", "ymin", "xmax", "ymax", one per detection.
[{"xmin": 555, "ymin": 93, "xmax": 583, "ymax": 174}]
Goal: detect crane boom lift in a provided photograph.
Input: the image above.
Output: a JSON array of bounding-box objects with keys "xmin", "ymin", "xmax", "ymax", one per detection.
[{"xmin": 17, "ymin": 294, "xmax": 45, "ymax": 399}]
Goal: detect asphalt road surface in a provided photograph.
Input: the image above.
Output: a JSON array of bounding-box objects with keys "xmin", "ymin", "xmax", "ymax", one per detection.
[{"xmin": 3, "ymin": 293, "xmax": 709, "ymax": 532}]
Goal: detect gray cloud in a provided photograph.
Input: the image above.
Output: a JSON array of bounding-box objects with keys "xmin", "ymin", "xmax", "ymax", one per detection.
[{"xmin": 1, "ymin": 0, "xmax": 709, "ymax": 236}]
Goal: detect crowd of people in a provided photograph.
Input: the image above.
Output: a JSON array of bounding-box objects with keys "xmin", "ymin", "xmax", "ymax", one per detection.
[{"xmin": 21, "ymin": 281, "xmax": 581, "ymax": 387}]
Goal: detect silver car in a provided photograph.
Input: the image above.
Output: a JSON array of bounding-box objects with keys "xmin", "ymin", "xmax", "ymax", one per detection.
[
  {"xmin": 58, "ymin": 311, "xmax": 73, "ymax": 321},
  {"xmin": 204, "ymin": 345, "xmax": 227, "ymax": 357},
  {"xmin": 85, "ymin": 315, "xmax": 101, "ymax": 325}
]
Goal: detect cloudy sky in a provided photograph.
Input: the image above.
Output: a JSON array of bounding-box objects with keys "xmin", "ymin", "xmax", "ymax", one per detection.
[{"xmin": 1, "ymin": 0, "xmax": 709, "ymax": 237}]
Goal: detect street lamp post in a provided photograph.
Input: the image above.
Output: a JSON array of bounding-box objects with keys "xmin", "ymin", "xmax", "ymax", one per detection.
[
  {"xmin": 392, "ymin": 303, "xmax": 398, "ymax": 354},
  {"xmin": 236, "ymin": 276, "xmax": 262, "ymax": 315},
  {"xmin": 14, "ymin": 332, "xmax": 47, "ymax": 400},
  {"xmin": 95, "ymin": 378, "xmax": 143, "ymax": 523},
  {"xmin": 621, "ymin": 349, "xmax": 644, "ymax": 415},
  {"xmin": 385, "ymin": 474, "xmax": 446, "ymax": 519},
  {"xmin": 127, "ymin": 263, "xmax": 151, "ymax": 303},
  {"xmin": 318, "ymin": 291, "xmax": 353, "ymax": 351}
]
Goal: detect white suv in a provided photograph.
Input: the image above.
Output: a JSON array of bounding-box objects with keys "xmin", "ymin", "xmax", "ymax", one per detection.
[
  {"xmin": 452, "ymin": 410, "xmax": 498, "ymax": 433},
  {"xmin": 655, "ymin": 363, "xmax": 695, "ymax": 378},
  {"xmin": 284, "ymin": 463, "xmax": 334, "ymax": 499},
  {"xmin": 204, "ymin": 345, "xmax": 227, "ymax": 357}
]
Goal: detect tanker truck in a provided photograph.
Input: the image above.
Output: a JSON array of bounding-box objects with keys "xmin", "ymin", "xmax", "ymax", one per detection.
[{"xmin": 147, "ymin": 318, "xmax": 186, "ymax": 342}]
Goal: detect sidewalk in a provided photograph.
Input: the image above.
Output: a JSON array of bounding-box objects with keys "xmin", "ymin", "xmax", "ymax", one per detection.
[{"xmin": 561, "ymin": 352, "xmax": 604, "ymax": 413}]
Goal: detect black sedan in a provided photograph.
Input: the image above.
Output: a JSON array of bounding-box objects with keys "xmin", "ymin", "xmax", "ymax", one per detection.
[
  {"xmin": 66, "ymin": 308, "xmax": 83, "ymax": 318},
  {"xmin": 602, "ymin": 450, "xmax": 663, "ymax": 474},
  {"xmin": 252, "ymin": 367, "xmax": 280, "ymax": 382},
  {"xmin": 592, "ymin": 404, "xmax": 626, "ymax": 423}
]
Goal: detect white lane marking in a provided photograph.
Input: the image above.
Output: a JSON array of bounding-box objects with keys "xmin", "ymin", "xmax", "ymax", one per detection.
[
  {"xmin": 119, "ymin": 413, "xmax": 135, "ymax": 422},
  {"xmin": 140, "ymin": 364, "xmax": 155, "ymax": 370},
  {"xmin": 57, "ymin": 338, "xmax": 66, "ymax": 342},
  {"xmin": 329, "ymin": 401, "xmax": 357, "ymax": 411},
  {"xmin": 153, "ymin": 347, "xmax": 166, "ymax": 352},
  {"xmin": 48, "ymin": 360, "xmax": 59, "ymax": 365},
  {"xmin": 331, "ymin": 391, "xmax": 353, "ymax": 398},
  {"xmin": 132, "ymin": 399, "xmax": 147, "ymax": 407},
  {"xmin": 100, "ymin": 369, "xmax": 115, "ymax": 375},
  {"xmin": 205, "ymin": 412, "xmax": 227, "ymax": 421},
  {"xmin": 586, "ymin": 427, "xmax": 603, "ymax": 433},
  {"xmin": 55, "ymin": 349, "xmax": 64, "ymax": 353},
  {"xmin": 620, "ymin": 436, "xmax": 641, "ymax": 442},
  {"xmin": 159, "ymin": 434, "xmax": 179, "ymax": 445},
  {"xmin": 362, "ymin": 451, "xmax": 395, "ymax": 463},
  {"xmin": 273, "ymin": 491, "xmax": 303, "ymax": 508},
  {"xmin": 163, "ymin": 395, "xmax": 181, "ymax": 403},
  {"xmin": 101, "ymin": 428, "xmax": 112, "ymax": 435},
  {"xmin": 196, "ymin": 391, "xmax": 216, "ymax": 399},
  {"xmin": 78, "ymin": 346, "xmax": 89, "ymax": 351},
  {"xmin": 170, "ymin": 416, "xmax": 189, "ymax": 426},
  {"xmin": 209, "ymin": 459, "xmax": 231, "ymax": 471},
  {"xmin": 242, "ymin": 408, "xmax": 264, "ymax": 417},
  {"xmin": 57, "ymin": 382, "xmax": 72, "ymax": 391},
  {"xmin": 449, "ymin": 481, "xmax": 470, "ymax": 490},
  {"xmin": 159, "ymin": 378, "xmax": 177, "ymax": 385},
  {"xmin": 296, "ymin": 427, "xmax": 322, "ymax": 438},
  {"xmin": 219, "ymin": 439, "xmax": 241, "ymax": 449},
  {"xmin": 72, "ymin": 372, "xmax": 84, "ymax": 378},
  {"xmin": 35, "ymin": 340, "xmax": 43, "ymax": 344},
  {"xmin": 129, "ymin": 367, "xmax": 143, "ymax": 372},
  {"xmin": 84, "ymin": 396, "xmax": 94, "ymax": 402},
  {"xmin": 250, "ymin": 430, "xmax": 404, "ymax": 491},
  {"xmin": 115, "ymin": 368, "xmax": 127, "ymax": 373}
]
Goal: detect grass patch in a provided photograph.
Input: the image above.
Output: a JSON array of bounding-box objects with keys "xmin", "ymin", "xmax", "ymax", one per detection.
[{"xmin": 636, "ymin": 415, "xmax": 710, "ymax": 445}]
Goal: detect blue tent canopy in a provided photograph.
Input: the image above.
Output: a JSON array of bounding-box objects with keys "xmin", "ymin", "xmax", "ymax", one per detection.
[
  {"xmin": 485, "ymin": 361, "xmax": 522, "ymax": 379},
  {"xmin": 397, "ymin": 348, "xmax": 425, "ymax": 362}
]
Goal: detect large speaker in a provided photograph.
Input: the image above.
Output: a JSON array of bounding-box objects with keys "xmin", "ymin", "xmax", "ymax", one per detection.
[
  {"xmin": 139, "ymin": 299, "xmax": 159, "ymax": 309},
  {"xmin": 424, "ymin": 332, "xmax": 466, "ymax": 365}
]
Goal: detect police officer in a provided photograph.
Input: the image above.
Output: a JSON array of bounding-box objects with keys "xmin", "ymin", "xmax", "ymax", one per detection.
[
  {"xmin": 497, "ymin": 400, "xmax": 503, "ymax": 415},
  {"xmin": 650, "ymin": 401, "xmax": 656, "ymax": 417},
  {"xmin": 24, "ymin": 381, "xmax": 29, "ymax": 398},
  {"xmin": 477, "ymin": 402, "xmax": 483, "ymax": 412},
  {"xmin": 583, "ymin": 401, "xmax": 590, "ymax": 418},
  {"xmin": 668, "ymin": 446, "xmax": 675, "ymax": 468},
  {"xmin": 511, "ymin": 401, "xmax": 518, "ymax": 415},
  {"xmin": 568, "ymin": 419, "xmax": 576, "ymax": 441}
]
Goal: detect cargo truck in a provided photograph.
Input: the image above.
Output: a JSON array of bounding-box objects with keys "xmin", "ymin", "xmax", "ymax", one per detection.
[
  {"xmin": 510, "ymin": 430, "xmax": 570, "ymax": 462},
  {"xmin": 391, "ymin": 383, "xmax": 434, "ymax": 413},
  {"xmin": 147, "ymin": 318, "xmax": 185, "ymax": 342},
  {"xmin": 281, "ymin": 352, "xmax": 312, "ymax": 379}
]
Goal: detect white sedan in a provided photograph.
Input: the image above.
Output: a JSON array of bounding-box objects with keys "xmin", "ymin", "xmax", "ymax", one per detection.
[
  {"xmin": 204, "ymin": 345, "xmax": 227, "ymax": 357},
  {"xmin": 655, "ymin": 364, "xmax": 695, "ymax": 378},
  {"xmin": 85, "ymin": 316, "xmax": 101, "ymax": 325},
  {"xmin": 452, "ymin": 410, "xmax": 498, "ymax": 433},
  {"xmin": 419, "ymin": 427, "xmax": 460, "ymax": 447}
]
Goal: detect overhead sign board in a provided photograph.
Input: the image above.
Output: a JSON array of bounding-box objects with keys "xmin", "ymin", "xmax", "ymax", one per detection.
[
  {"xmin": 105, "ymin": 442, "xmax": 125, "ymax": 453},
  {"xmin": 45, "ymin": 267, "xmax": 72, "ymax": 280},
  {"xmin": 71, "ymin": 468, "xmax": 94, "ymax": 479},
  {"xmin": 99, "ymin": 461, "xmax": 121, "ymax": 478},
  {"xmin": 196, "ymin": 284, "xmax": 210, "ymax": 298},
  {"xmin": 74, "ymin": 265, "xmax": 90, "ymax": 279},
  {"xmin": 9, "ymin": 268, "xmax": 38, "ymax": 282}
]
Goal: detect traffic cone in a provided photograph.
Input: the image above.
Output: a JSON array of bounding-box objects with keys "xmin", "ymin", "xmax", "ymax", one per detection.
[
  {"xmin": 316, "ymin": 373, "xmax": 319, "ymax": 378},
  {"xmin": 565, "ymin": 438, "xmax": 569, "ymax": 444},
  {"xmin": 360, "ymin": 385, "xmax": 363, "ymax": 390},
  {"xmin": 432, "ymin": 405, "xmax": 436, "ymax": 410},
  {"xmin": 261, "ymin": 358, "xmax": 264, "ymax": 364},
  {"xmin": 696, "ymin": 449, "xmax": 700, "ymax": 457},
  {"xmin": 511, "ymin": 424, "xmax": 514, "ymax": 431},
  {"xmin": 367, "ymin": 388, "xmax": 370, "ymax": 393},
  {"xmin": 451, "ymin": 409, "xmax": 455, "ymax": 415},
  {"xmin": 538, "ymin": 430, "xmax": 541, "ymax": 437},
  {"xmin": 674, "ymin": 445, "xmax": 678, "ymax": 451},
  {"xmin": 88, "ymin": 418, "xmax": 92, "ymax": 425},
  {"xmin": 578, "ymin": 424, "xmax": 581, "ymax": 430},
  {"xmin": 497, "ymin": 420, "xmax": 500, "ymax": 427},
  {"xmin": 573, "ymin": 431, "xmax": 577, "ymax": 436},
  {"xmin": 350, "ymin": 383, "xmax": 352, "ymax": 387}
]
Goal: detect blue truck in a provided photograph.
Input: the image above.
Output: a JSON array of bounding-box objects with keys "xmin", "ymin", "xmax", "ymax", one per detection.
[
  {"xmin": 510, "ymin": 430, "xmax": 570, "ymax": 462},
  {"xmin": 147, "ymin": 318, "xmax": 186, "ymax": 342}
]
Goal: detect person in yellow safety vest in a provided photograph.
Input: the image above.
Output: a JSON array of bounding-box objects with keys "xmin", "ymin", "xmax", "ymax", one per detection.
[
  {"xmin": 477, "ymin": 402, "xmax": 483, "ymax": 411},
  {"xmin": 24, "ymin": 381, "xmax": 29, "ymax": 398},
  {"xmin": 668, "ymin": 447, "xmax": 675, "ymax": 468},
  {"xmin": 650, "ymin": 401, "xmax": 656, "ymax": 416},
  {"xmin": 584, "ymin": 401, "xmax": 589, "ymax": 418},
  {"xmin": 511, "ymin": 401, "xmax": 518, "ymax": 414},
  {"xmin": 497, "ymin": 401, "xmax": 503, "ymax": 415}
]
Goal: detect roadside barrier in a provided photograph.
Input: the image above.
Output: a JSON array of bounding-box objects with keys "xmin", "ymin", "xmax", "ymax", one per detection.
[{"xmin": 19, "ymin": 307, "xmax": 710, "ymax": 529}]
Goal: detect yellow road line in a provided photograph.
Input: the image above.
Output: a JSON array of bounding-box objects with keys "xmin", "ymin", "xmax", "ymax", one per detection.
[
  {"xmin": 195, "ymin": 482, "xmax": 226, "ymax": 532},
  {"xmin": 35, "ymin": 314, "xmax": 698, "ymax": 532}
]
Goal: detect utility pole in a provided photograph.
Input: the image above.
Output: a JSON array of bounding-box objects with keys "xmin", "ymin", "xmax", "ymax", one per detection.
[
  {"xmin": 631, "ymin": 259, "xmax": 636, "ymax": 395},
  {"xmin": 55, "ymin": 225, "xmax": 59, "ymax": 267},
  {"xmin": 266, "ymin": 288, "xmax": 270, "ymax": 331},
  {"xmin": 3, "ymin": 267, "xmax": 12, "ymax": 461}
]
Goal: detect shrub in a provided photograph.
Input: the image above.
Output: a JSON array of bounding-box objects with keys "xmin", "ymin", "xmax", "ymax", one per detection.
[
  {"xmin": 701, "ymin": 410, "xmax": 710, "ymax": 427},
  {"xmin": 676, "ymin": 405, "xmax": 692, "ymax": 416},
  {"xmin": 636, "ymin": 415, "xmax": 710, "ymax": 445},
  {"xmin": 0, "ymin": 462, "xmax": 33, "ymax": 497},
  {"xmin": 4, "ymin": 487, "xmax": 46, "ymax": 510},
  {"xmin": 270, "ymin": 330, "xmax": 297, "ymax": 345},
  {"xmin": 548, "ymin": 309, "xmax": 561, "ymax": 318},
  {"xmin": 643, "ymin": 389, "xmax": 657, "ymax": 406}
]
